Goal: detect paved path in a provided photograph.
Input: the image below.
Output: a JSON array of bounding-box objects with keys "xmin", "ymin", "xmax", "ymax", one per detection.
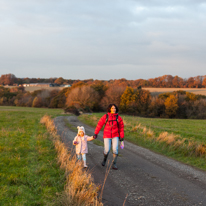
[{"xmin": 54, "ymin": 116, "xmax": 206, "ymax": 206}]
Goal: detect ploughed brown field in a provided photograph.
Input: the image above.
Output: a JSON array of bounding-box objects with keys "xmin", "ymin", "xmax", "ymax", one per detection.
[{"xmin": 142, "ymin": 87, "xmax": 206, "ymax": 96}]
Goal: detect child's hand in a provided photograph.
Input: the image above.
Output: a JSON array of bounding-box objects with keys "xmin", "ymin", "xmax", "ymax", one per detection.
[{"xmin": 73, "ymin": 141, "xmax": 78, "ymax": 145}]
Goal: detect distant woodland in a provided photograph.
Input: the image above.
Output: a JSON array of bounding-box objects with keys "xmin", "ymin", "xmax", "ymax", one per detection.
[
  {"xmin": 1, "ymin": 73, "xmax": 206, "ymax": 88},
  {"xmin": 1, "ymin": 73, "xmax": 206, "ymax": 119}
]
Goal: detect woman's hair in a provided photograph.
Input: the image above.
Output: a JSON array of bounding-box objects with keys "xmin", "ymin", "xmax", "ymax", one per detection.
[{"xmin": 107, "ymin": 104, "xmax": 119, "ymax": 113}]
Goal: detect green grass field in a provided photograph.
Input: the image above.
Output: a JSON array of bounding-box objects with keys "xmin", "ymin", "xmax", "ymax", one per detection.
[
  {"xmin": 1, "ymin": 106, "xmax": 206, "ymax": 205},
  {"xmin": 0, "ymin": 106, "xmax": 66, "ymax": 206},
  {"xmin": 78, "ymin": 113, "xmax": 206, "ymax": 171}
]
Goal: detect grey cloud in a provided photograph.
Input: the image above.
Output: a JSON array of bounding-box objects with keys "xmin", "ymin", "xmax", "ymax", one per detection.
[{"xmin": 0, "ymin": 0, "xmax": 206, "ymax": 80}]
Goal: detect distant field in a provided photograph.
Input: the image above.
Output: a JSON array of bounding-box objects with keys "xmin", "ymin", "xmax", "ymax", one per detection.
[
  {"xmin": 5, "ymin": 86, "xmax": 63, "ymax": 92},
  {"xmin": 143, "ymin": 87, "xmax": 206, "ymax": 96},
  {"xmin": 4, "ymin": 86, "xmax": 206, "ymax": 95}
]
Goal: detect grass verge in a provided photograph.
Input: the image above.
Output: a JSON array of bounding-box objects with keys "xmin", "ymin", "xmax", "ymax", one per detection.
[
  {"xmin": 78, "ymin": 113, "xmax": 206, "ymax": 171},
  {"xmin": 40, "ymin": 115, "xmax": 103, "ymax": 206},
  {"xmin": 0, "ymin": 106, "xmax": 65, "ymax": 205},
  {"xmin": 0, "ymin": 106, "xmax": 103, "ymax": 206}
]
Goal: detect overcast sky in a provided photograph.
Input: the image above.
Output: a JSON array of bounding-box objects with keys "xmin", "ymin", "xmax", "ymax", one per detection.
[{"xmin": 0, "ymin": 0, "xmax": 206, "ymax": 80}]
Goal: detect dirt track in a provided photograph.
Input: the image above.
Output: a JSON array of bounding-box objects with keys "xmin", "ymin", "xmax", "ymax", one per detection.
[{"xmin": 54, "ymin": 116, "xmax": 206, "ymax": 206}]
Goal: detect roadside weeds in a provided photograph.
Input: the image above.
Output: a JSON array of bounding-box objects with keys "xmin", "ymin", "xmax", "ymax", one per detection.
[
  {"xmin": 129, "ymin": 120, "xmax": 206, "ymax": 158},
  {"xmin": 40, "ymin": 115, "xmax": 103, "ymax": 206}
]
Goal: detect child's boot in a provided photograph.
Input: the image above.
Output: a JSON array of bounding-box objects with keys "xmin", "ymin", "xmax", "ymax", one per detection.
[
  {"xmin": 101, "ymin": 153, "xmax": 108, "ymax": 166},
  {"xmin": 112, "ymin": 154, "xmax": 118, "ymax": 170},
  {"xmin": 83, "ymin": 160, "xmax": 88, "ymax": 168}
]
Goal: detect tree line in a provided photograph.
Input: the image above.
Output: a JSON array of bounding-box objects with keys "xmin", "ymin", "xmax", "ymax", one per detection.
[
  {"xmin": 1, "ymin": 80, "xmax": 206, "ymax": 119},
  {"xmin": 1, "ymin": 73, "xmax": 206, "ymax": 88}
]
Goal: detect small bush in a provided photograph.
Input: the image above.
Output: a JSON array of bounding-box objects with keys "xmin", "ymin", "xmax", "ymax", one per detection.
[{"xmin": 64, "ymin": 106, "xmax": 80, "ymax": 116}]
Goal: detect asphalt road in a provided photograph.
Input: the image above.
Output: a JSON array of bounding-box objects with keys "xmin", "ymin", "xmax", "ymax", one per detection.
[{"xmin": 53, "ymin": 116, "xmax": 206, "ymax": 206}]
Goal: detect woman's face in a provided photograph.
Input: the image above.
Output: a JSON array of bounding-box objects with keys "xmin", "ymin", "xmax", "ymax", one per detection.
[{"xmin": 110, "ymin": 105, "xmax": 116, "ymax": 114}]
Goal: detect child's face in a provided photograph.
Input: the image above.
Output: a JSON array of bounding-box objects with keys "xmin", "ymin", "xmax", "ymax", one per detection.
[{"xmin": 79, "ymin": 131, "xmax": 84, "ymax": 136}]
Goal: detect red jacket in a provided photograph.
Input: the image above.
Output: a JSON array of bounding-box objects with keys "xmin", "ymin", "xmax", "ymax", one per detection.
[{"xmin": 94, "ymin": 113, "xmax": 124, "ymax": 139}]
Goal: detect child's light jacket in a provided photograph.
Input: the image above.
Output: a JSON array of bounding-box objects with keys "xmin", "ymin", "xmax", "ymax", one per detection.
[{"xmin": 73, "ymin": 135, "xmax": 93, "ymax": 154}]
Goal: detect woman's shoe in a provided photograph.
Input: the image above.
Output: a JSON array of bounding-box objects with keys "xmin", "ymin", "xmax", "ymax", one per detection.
[
  {"xmin": 102, "ymin": 153, "xmax": 108, "ymax": 166},
  {"xmin": 112, "ymin": 154, "xmax": 118, "ymax": 170}
]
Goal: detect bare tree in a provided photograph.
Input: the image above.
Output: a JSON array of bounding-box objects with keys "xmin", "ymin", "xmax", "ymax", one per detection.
[
  {"xmin": 100, "ymin": 85, "xmax": 126, "ymax": 110},
  {"xmin": 66, "ymin": 85, "xmax": 100, "ymax": 111}
]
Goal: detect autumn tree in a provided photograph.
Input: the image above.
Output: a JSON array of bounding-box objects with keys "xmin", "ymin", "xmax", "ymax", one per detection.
[
  {"xmin": 159, "ymin": 75, "xmax": 173, "ymax": 87},
  {"xmin": 120, "ymin": 87, "xmax": 136, "ymax": 113},
  {"xmin": 91, "ymin": 81, "xmax": 108, "ymax": 99},
  {"xmin": 14, "ymin": 92, "xmax": 33, "ymax": 107},
  {"xmin": 32, "ymin": 96, "xmax": 43, "ymax": 107},
  {"xmin": 193, "ymin": 76, "xmax": 203, "ymax": 88},
  {"xmin": 148, "ymin": 96, "xmax": 165, "ymax": 117},
  {"xmin": 100, "ymin": 86, "xmax": 126, "ymax": 110},
  {"xmin": 66, "ymin": 85, "xmax": 100, "ymax": 111},
  {"xmin": 202, "ymin": 77, "xmax": 206, "ymax": 88},
  {"xmin": 134, "ymin": 89, "xmax": 151, "ymax": 114},
  {"xmin": 187, "ymin": 77, "xmax": 195, "ymax": 88},
  {"xmin": 172, "ymin": 76, "xmax": 184, "ymax": 88},
  {"xmin": 0, "ymin": 97, "xmax": 7, "ymax": 105},
  {"xmin": 49, "ymin": 88, "xmax": 67, "ymax": 108},
  {"xmin": 37, "ymin": 90, "xmax": 52, "ymax": 107},
  {"xmin": 71, "ymin": 81, "xmax": 86, "ymax": 89},
  {"xmin": 0, "ymin": 74, "xmax": 17, "ymax": 85},
  {"xmin": 54, "ymin": 77, "xmax": 64, "ymax": 85},
  {"xmin": 119, "ymin": 88, "xmax": 151, "ymax": 115},
  {"xmin": 191, "ymin": 99, "xmax": 206, "ymax": 119},
  {"xmin": 164, "ymin": 95, "xmax": 179, "ymax": 117},
  {"xmin": 185, "ymin": 92, "xmax": 198, "ymax": 101}
]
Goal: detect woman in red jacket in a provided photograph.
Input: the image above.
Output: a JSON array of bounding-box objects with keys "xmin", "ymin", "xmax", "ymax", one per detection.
[{"xmin": 93, "ymin": 104, "xmax": 124, "ymax": 170}]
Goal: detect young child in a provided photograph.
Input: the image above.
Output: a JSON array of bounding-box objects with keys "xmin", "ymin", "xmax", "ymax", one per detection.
[{"xmin": 73, "ymin": 126, "xmax": 94, "ymax": 168}]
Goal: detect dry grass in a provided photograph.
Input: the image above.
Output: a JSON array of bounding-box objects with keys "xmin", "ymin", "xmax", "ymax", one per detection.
[
  {"xmin": 122, "ymin": 118, "xmax": 132, "ymax": 127},
  {"xmin": 40, "ymin": 115, "xmax": 103, "ymax": 206},
  {"xmin": 146, "ymin": 129, "xmax": 154, "ymax": 138},
  {"xmin": 157, "ymin": 132, "xmax": 178, "ymax": 145},
  {"xmin": 91, "ymin": 115, "xmax": 99, "ymax": 122},
  {"xmin": 131, "ymin": 125, "xmax": 138, "ymax": 132},
  {"xmin": 142, "ymin": 127, "xmax": 147, "ymax": 134},
  {"xmin": 131, "ymin": 121, "xmax": 206, "ymax": 158},
  {"xmin": 195, "ymin": 144, "xmax": 206, "ymax": 157},
  {"xmin": 173, "ymin": 139, "xmax": 185, "ymax": 149}
]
